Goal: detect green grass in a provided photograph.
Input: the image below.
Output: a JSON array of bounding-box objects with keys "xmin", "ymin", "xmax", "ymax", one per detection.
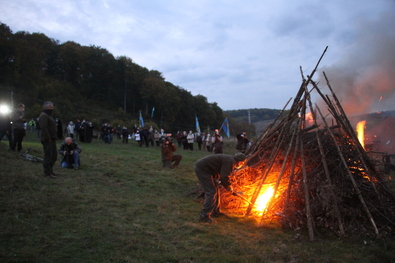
[{"xmin": 1, "ymin": 134, "xmax": 395, "ymax": 262}]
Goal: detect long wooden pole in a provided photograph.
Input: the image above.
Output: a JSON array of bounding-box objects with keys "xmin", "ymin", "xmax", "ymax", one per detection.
[
  {"xmin": 303, "ymin": 79, "xmax": 346, "ymax": 236},
  {"xmin": 298, "ymin": 92, "xmax": 315, "ymax": 241},
  {"xmin": 261, "ymin": 115, "xmax": 300, "ymax": 221},
  {"xmin": 316, "ymin": 106, "xmax": 380, "ymax": 237},
  {"xmin": 311, "ymin": 106, "xmax": 346, "ymax": 236},
  {"xmin": 322, "ymin": 73, "xmax": 378, "ymax": 192}
]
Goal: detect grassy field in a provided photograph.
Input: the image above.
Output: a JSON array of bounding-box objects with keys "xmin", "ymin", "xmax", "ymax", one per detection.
[{"xmin": 1, "ymin": 133, "xmax": 395, "ymax": 263}]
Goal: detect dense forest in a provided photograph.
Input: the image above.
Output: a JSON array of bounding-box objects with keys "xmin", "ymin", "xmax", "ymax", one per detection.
[{"xmin": 0, "ymin": 22, "xmax": 282, "ymax": 136}]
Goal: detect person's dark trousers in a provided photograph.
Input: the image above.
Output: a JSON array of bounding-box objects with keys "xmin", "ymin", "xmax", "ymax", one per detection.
[
  {"xmin": 171, "ymin": 155, "xmax": 182, "ymax": 167},
  {"xmin": 42, "ymin": 140, "xmax": 57, "ymax": 176},
  {"xmin": 195, "ymin": 166, "xmax": 220, "ymax": 216},
  {"xmin": 0, "ymin": 131, "xmax": 12, "ymax": 149},
  {"xmin": 11, "ymin": 128, "xmax": 25, "ymax": 151}
]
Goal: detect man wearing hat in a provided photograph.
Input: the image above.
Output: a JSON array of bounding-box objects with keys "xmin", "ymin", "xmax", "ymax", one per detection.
[{"xmin": 194, "ymin": 153, "xmax": 246, "ymax": 223}]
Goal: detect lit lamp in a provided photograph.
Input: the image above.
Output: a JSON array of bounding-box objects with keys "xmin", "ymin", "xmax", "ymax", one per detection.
[{"xmin": 0, "ymin": 104, "xmax": 10, "ymax": 115}]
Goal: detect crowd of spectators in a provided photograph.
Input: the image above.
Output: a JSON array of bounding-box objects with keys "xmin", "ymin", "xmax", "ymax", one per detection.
[{"xmin": 1, "ymin": 104, "xmax": 251, "ymax": 156}]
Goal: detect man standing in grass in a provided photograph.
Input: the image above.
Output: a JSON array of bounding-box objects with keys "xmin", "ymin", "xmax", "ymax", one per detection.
[
  {"xmin": 10, "ymin": 103, "xmax": 26, "ymax": 152},
  {"xmin": 39, "ymin": 101, "xmax": 58, "ymax": 178},
  {"xmin": 194, "ymin": 153, "xmax": 246, "ymax": 223}
]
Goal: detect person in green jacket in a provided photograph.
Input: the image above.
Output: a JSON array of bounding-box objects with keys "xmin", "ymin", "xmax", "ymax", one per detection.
[{"xmin": 39, "ymin": 101, "xmax": 58, "ymax": 178}]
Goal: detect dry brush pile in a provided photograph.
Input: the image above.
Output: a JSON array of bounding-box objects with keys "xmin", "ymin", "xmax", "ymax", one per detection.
[{"xmin": 221, "ymin": 48, "xmax": 395, "ymax": 240}]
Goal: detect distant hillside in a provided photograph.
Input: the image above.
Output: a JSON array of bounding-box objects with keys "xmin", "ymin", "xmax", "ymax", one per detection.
[
  {"xmin": 225, "ymin": 108, "xmax": 283, "ymax": 122},
  {"xmin": 225, "ymin": 108, "xmax": 285, "ymax": 133},
  {"xmin": 227, "ymin": 109, "xmax": 395, "ymax": 136}
]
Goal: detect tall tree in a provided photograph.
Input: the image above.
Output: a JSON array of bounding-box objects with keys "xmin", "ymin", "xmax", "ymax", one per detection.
[{"xmin": 0, "ymin": 23, "xmax": 15, "ymax": 85}]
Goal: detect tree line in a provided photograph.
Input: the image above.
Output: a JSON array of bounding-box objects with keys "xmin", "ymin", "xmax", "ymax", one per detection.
[
  {"xmin": 0, "ymin": 22, "xmax": 229, "ymax": 134},
  {"xmin": 225, "ymin": 108, "xmax": 285, "ymax": 123}
]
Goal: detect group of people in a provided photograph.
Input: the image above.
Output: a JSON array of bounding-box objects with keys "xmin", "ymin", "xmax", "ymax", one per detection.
[
  {"xmin": 37, "ymin": 98, "xmax": 246, "ymax": 223},
  {"xmin": 2, "ymin": 101, "xmax": 251, "ymax": 224},
  {"xmin": 174, "ymin": 129, "xmax": 226, "ymax": 153},
  {"xmin": 134, "ymin": 126, "xmax": 167, "ymax": 147},
  {"xmin": 99, "ymin": 123, "xmax": 115, "ymax": 144},
  {"xmin": 38, "ymin": 101, "xmax": 82, "ymax": 178},
  {"xmin": 0, "ymin": 102, "xmax": 82, "ymax": 178},
  {"xmin": 65, "ymin": 119, "xmax": 94, "ymax": 143},
  {"xmin": 96, "ymin": 125, "xmax": 167, "ymax": 147}
]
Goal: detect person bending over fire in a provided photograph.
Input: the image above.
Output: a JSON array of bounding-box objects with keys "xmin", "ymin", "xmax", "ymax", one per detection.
[{"xmin": 194, "ymin": 153, "xmax": 246, "ymax": 223}]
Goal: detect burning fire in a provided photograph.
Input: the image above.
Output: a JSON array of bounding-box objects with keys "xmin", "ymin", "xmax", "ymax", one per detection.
[
  {"xmin": 305, "ymin": 112, "xmax": 314, "ymax": 126},
  {"xmin": 356, "ymin": 120, "xmax": 366, "ymax": 149},
  {"xmin": 254, "ymin": 186, "xmax": 275, "ymax": 215}
]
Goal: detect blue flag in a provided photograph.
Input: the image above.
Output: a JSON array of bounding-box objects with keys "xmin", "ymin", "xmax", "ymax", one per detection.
[
  {"xmin": 151, "ymin": 107, "xmax": 155, "ymax": 118},
  {"xmin": 221, "ymin": 117, "xmax": 230, "ymax": 138},
  {"xmin": 139, "ymin": 110, "xmax": 145, "ymax": 127},
  {"xmin": 195, "ymin": 115, "xmax": 201, "ymax": 133}
]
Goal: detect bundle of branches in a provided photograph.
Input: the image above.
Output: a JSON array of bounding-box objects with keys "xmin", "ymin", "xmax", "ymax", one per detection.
[{"xmin": 221, "ymin": 47, "xmax": 395, "ymax": 240}]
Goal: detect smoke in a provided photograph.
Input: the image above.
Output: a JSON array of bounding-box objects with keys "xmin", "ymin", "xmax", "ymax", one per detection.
[{"xmin": 317, "ymin": 11, "xmax": 395, "ymax": 115}]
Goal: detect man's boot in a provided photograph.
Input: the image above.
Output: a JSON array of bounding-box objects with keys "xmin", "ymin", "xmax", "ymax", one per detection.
[
  {"xmin": 199, "ymin": 214, "xmax": 216, "ymax": 223},
  {"xmin": 211, "ymin": 210, "xmax": 229, "ymax": 218}
]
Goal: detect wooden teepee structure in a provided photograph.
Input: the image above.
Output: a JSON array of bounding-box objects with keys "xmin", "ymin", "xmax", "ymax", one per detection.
[{"xmin": 222, "ymin": 47, "xmax": 395, "ymax": 240}]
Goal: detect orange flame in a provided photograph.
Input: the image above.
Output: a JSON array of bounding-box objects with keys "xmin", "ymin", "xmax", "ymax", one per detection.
[
  {"xmin": 356, "ymin": 120, "xmax": 366, "ymax": 149},
  {"xmin": 305, "ymin": 112, "xmax": 314, "ymax": 126},
  {"xmin": 254, "ymin": 186, "xmax": 275, "ymax": 215}
]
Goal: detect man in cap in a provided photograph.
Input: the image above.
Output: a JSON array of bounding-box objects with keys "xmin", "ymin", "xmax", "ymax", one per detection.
[
  {"xmin": 194, "ymin": 153, "xmax": 246, "ymax": 223},
  {"xmin": 39, "ymin": 101, "xmax": 58, "ymax": 178}
]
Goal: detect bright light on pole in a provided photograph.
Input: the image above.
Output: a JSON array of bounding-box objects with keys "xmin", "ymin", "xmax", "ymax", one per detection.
[{"xmin": 0, "ymin": 104, "xmax": 10, "ymax": 115}]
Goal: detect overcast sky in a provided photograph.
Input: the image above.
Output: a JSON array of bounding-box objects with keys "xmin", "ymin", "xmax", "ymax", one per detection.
[{"xmin": 1, "ymin": 0, "xmax": 395, "ymax": 113}]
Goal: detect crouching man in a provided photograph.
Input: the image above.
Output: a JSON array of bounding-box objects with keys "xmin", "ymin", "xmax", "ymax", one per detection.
[
  {"xmin": 58, "ymin": 137, "xmax": 82, "ymax": 170},
  {"xmin": 194, "ymin": 153, "xmax": 246, "ymax": 223},
  {"xmin": 161, "ymin": 136, "xmax": 182, "ymax": 168}
]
